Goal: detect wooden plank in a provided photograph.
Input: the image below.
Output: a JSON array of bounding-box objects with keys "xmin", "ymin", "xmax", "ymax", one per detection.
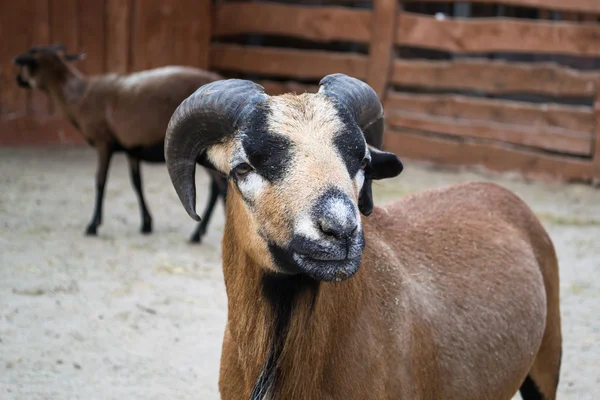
[
  {"xmin": 385, "ymin": 92, "xmax": 595, "ymax": 136},
  {"xmin": 401, "ymin": 0, "xmax": 600, "ymax": 14},
  {"xmin": 213, "ymin": 2, "xmax": 371, "ymax": 44},
  {"xmin": 384, "ymin": 129, "xmax": 596, "ymax": 182},
  {"xmin": 0, "ymin": 1, "xmax": 32, "ymax": 118},
  {"xmin": 210, "ymin": 44, "xmax": 369, "ymax": 80},
  {"xmin": 390, "ymin": 59, "xmax": 600, "ymax": 97},
  {"xmin": 367, "ymin": 0, "xmax": 396, "ymax": 98},
  {"xmin": 106, "ymin": 0, "xmax": 132, "ymax": 73},
  {"xmin": 29, "ymin": 0, "xmax": 51, "ymax": 117},
  {"xmin": 130, "ymin": 0, "xmax": 174, "ymax": 71},
  {"xmin": 396, "ymin": 12, "xmax": 600, "ymax": 57},
  {"xmin": 78, "ymin": 0, "xmax": 105, "ymax": 75},
  {"xmin": 0, "ymin": 117, "xmax": 84, "ymax": 146},
  {"xmin": 258, "ymin": 80, "xmax": 319, "ymax": 96},
  {"xmin": 386, "ymin": 109, "xmax": 592, "ymax": 156},
  {"xmin": 50, "ymin": 0, "xmax": 79, "ymax": 52},
  {"xmin": 172, "ymin": 0, "xmax": 211, "ymax": 68}
]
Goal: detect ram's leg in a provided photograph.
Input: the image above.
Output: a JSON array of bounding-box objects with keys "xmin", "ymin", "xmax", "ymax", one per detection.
[
  {"xmin": 86, "ymin": 144, "xmax": 113, "ymax": 235},
  {"xmin": 127, "ymin": 155, "xmax": 153, "ymax": 234}
]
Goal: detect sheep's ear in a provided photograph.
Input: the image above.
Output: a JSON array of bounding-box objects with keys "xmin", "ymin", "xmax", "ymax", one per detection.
[
  {"xmin": 358, "ymin": 148, "xmax": 402, "ymax": 216},
  {"xmin": 64, "ymin": 53, "xmax": 86, "ymax": 62},
  {"xmin": 358, "ymin": 178, "xmax": 374, "ymax": 216},
  {"xmin": 368, "ymin": 147, "xmax": 403, "ymax": 180}
]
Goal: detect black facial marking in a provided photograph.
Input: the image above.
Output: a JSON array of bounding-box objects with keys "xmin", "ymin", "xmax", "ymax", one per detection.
[
  {"xmin": 241, "ymin": 106, "xmax": 293, "ymax": 183},
  {"xmin": 330, "ymin": 102, "xmax": 367, "ymax": 178},
  {"xmin": 268, "ymin": 242, "xmax": 304, "ymax": 275},
  {"xmin": 250, "ymin": 273, "xmax": 320, "ymax": 399}
]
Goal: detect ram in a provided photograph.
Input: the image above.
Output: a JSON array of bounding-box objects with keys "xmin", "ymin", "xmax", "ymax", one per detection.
[
  {"xmin": 13, "ymin": 44, "xmax": 225, "ymax": 242},
  {"xmin": 165, "ymin": 74, "xmax": 562, "ymax": 400}
]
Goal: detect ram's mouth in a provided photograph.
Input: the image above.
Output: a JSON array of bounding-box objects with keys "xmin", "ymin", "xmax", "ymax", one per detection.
[{"xmin": 292, "ymin": 252, "xmax": 362, "ymax": 282}]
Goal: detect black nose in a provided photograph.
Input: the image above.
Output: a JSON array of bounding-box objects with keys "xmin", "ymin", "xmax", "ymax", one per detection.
[{"xmin": 318, "ymin": 217, "xmax": 358, "ymax": 239}]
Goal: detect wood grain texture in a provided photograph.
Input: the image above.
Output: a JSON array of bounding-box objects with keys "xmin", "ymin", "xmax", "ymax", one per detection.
[
  {"xmin": 384, "ymin": 129, "xmax": 596, "ymax": 181},
  {"xmin": 396, "ymin": 12, "xmax": 600, "ymax": 57},
  {"xmin": 401, "ymin": 0, "xmax": 600, "ymax": 14},
  {"xmin": 258, "ymin": 81, "xmax": 319, "ymax": 96},
  {"xmin": 78, "ymin": 0, "xmax": 106, "ymax": 75},
  {"xmin": 130, "ymin": 0, "xmax": 174, "ymax": 71},
  {"xmin": 213, "ymin": 2, "xmax": 371, "ymax": 44},
  {"xmin": 172, "ymin": 0, "xmax": 211, "ymax": 68},
  {"xmin": 367, "ymin": 0, "xmax": 396, "ymax": 98},
  {"xmin": 210, "ymin": 44, "xmax": 369, "ymax": 80},
  {"xmin": 593, "ymin": 93, "xmax": 600, "ymax": 176},
  {"xmin": 106, "ymin": 0, "xmax": 132, "ymax": 73},
  {"xmin": 29, "ymin": 0, "xmax": 51, "ymax": 117},
  {"xmin": 0, "ymin": 117, "xmax": 83, "ymax": 146},
  {"xmin": 391, "ymin": 59, "xmax": 600, "ymax": 97},
  {"xmin": 0, "ymin": 1, "xmax": 34, "ymax": 118}
]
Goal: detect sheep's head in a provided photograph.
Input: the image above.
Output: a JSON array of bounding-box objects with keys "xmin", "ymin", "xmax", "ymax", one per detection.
[
  {"xmin": 12, "ymin": 44, "xmax": 84, "ymax": 90},
  {"xmin": 165, "ymin": 74, "xmax": 402, "ymax": 282}
]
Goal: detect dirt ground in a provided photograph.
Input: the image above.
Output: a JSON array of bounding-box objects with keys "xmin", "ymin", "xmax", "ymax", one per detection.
[{"xmin": 0, "ymin": 147, "xmax": 598, "ymax": 400}]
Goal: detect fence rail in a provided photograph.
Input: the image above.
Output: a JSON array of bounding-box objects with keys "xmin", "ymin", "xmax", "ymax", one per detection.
[{"xmin": 1, "ymin": 0, "xmax": 599, "ymax": 181}]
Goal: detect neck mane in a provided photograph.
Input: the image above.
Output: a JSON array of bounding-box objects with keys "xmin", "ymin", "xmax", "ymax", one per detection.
[
  {"xmin": 46, "ymin": 67, "xmax": 88, "ymax": 127},
  {"xmin": 222, "ymin": 226, "xmax": 367, "ymax": 399}
]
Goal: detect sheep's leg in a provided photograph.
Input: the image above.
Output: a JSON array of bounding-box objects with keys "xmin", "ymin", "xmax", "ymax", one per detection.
[
  {"xmin": 190, "ymin": 177, "xmax": 221, "ymax": 243},
  {"xmin": 127, "ymin": 155, "xmax": 153, "ymax": 234},
  {"xmin": 86, "ymin": 145, "xmax": 113, "ymax": 236}
]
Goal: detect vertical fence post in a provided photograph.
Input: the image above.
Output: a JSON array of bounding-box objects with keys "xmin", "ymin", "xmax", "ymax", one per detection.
[{"xmin": 366, "ymin": 0, "xmax": 397, "ymax": 100}]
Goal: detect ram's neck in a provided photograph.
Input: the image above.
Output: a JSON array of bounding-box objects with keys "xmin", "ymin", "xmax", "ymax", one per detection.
[
  {"xmin": 221, "ymin": 222, "xmax": 369, "ymax": 399},
  {"xmin": 46, "ymin": 71, "xmax": 88, "ymax": 128}
]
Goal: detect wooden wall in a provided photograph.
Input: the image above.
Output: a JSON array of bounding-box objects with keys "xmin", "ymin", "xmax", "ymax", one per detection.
[
  {"xmin": 0, "ymin": 0, "xmax": 211, "ymax": 145},
  {"xmin": 208, "ymin": 0, "xmax": 600, "ymax": 182},
  {"xmin": 1, "ymin": 0, "xmax": 599, "ymax": 181}
]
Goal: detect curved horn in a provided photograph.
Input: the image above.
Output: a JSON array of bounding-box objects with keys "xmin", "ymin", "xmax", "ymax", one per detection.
[
  {"xmin": 165, "ymin": 79, "xmax": 267, "ymax": 220},
  {"xmin": 318, "ymin": 74, "xmax": 384, "ymax": 149}
]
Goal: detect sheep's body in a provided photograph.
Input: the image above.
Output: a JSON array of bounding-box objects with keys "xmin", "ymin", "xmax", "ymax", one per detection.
[
  {"xmin": 77, "ymin": 66, "xmax": 218, "ymax": 150},
  {"xmin": 163, "ymin": 75, "xmax": 561, "ymax": 400},
  {"xmin": 219, "ymin": 181, "xmax": 561, "ymax": 399},
  {"xmin": 14, "ymin": 47, "xmax": 224, "ymax": 240}
]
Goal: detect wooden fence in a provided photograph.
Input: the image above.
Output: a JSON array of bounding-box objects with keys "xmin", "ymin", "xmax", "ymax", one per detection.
[{"xmin": 1, "ymin": 0, "xmax": 600, "ymax": 182}]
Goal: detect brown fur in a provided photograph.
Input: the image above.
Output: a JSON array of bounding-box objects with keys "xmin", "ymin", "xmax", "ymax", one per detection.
[
  {"xmin": 219, "ymin": 181, "xmax": 561, "ymax": 399},
  {"xmin": 15, "ymin": 48, "xmax": 223, "ymax": 238}
]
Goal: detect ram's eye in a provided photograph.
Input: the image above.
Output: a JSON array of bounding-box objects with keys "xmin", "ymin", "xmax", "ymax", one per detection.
[
  {"xmin": 360, "ymin": 157, "xmax": 369, "ymax": 169},
  {"xmin": 233, "ymin": 163, "xmax": 253, "ymax": 177}
]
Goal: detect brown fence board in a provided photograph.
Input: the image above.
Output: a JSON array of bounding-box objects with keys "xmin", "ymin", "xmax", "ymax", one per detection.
[
  {"xmin": 213, "ymin": 2, "xmax": 371, "ymax": 44},
  {"xmin": 396, "ymin": 12, "xmax": 600, "ymax": 57},
  {"xmin": 29, "ymin": 0, "xmax": 51, "ymax": 117},
  {"xmin": 172, "ymin": 0, "xmax": 211, "ymax": 68},
  {"xmin": 50, "ymin": 0, "xmax": 79, "ymax": 52},
  {"xmin": 386, "ymin": 110, "xmax": 592, "ymax": 156},
  {"xmin": 0, "ymin": 117, "xmax": 83, "ymax": 146},
  {"xmin": 384, "ymin": 129, "xmax": 595, "ymax": 181},
  {"xmin": 594, "ymin": 94, "xmax": 600, "ymax": 175},
  {"xmin": 106, "ymin": 0, "xmax": 133, "ymax": 73},
  {"xmin": 385, "ymin": 92, "xmax": 595, "ymax": 135},
  {"xmin": 131, "ymin": 0, "xmax": 174, "ymax": 71},
  {"xmin": 367, "ymin": 0, "xmax": 396, "ymax": 98},
  {"xmin": 210, "ymin": 44, "xmax": 369, "ymax": 80},
  {"xmin": 0, "ymin": 2, "xmax": 33, "ymax": 118},
  {"xmin": 391, "ymin": 59, "xmax": 600, "ymax": 97},
  {"xmin": 401, "ymin": 0, "xmax": 600, "ymax": 14},
  {"xmin": 78, "ymin": 0, "xmax": 106, "ymax": 75},
  {"xmin": 258, "ymin": 81, "xmax": 319, "ymax": 96}
]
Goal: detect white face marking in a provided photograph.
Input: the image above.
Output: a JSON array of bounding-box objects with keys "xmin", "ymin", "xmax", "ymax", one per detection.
[
  {"xmin": 294, "ymin": 214, "xmax": 321, "ymax": 241},
  {"xmin": 355, "ymin": 169, "xmax": 365, "ymax": 192},
  {"xmin": 237, "ymin": 172, "xmax": 265, "ymax": 199}
]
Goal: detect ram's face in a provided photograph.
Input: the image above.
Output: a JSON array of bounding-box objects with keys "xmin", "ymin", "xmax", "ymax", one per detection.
[{"xmin": 209, "ymin": 94, "xmax": 369, "ymax": 281}]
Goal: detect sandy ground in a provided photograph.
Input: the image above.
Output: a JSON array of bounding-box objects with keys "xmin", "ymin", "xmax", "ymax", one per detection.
[{"xmin": 0, "ymin": 147, "xmax": 598, "ymax": 400}]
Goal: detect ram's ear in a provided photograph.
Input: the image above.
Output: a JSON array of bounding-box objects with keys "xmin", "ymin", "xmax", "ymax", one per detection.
[
  {"xmin": 358, "ymin": 178, "xmax": 374, "ymax": 216},
  {"xmin": 368, "ymin": 147, "xmax": 403, "ymax": 180}
]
